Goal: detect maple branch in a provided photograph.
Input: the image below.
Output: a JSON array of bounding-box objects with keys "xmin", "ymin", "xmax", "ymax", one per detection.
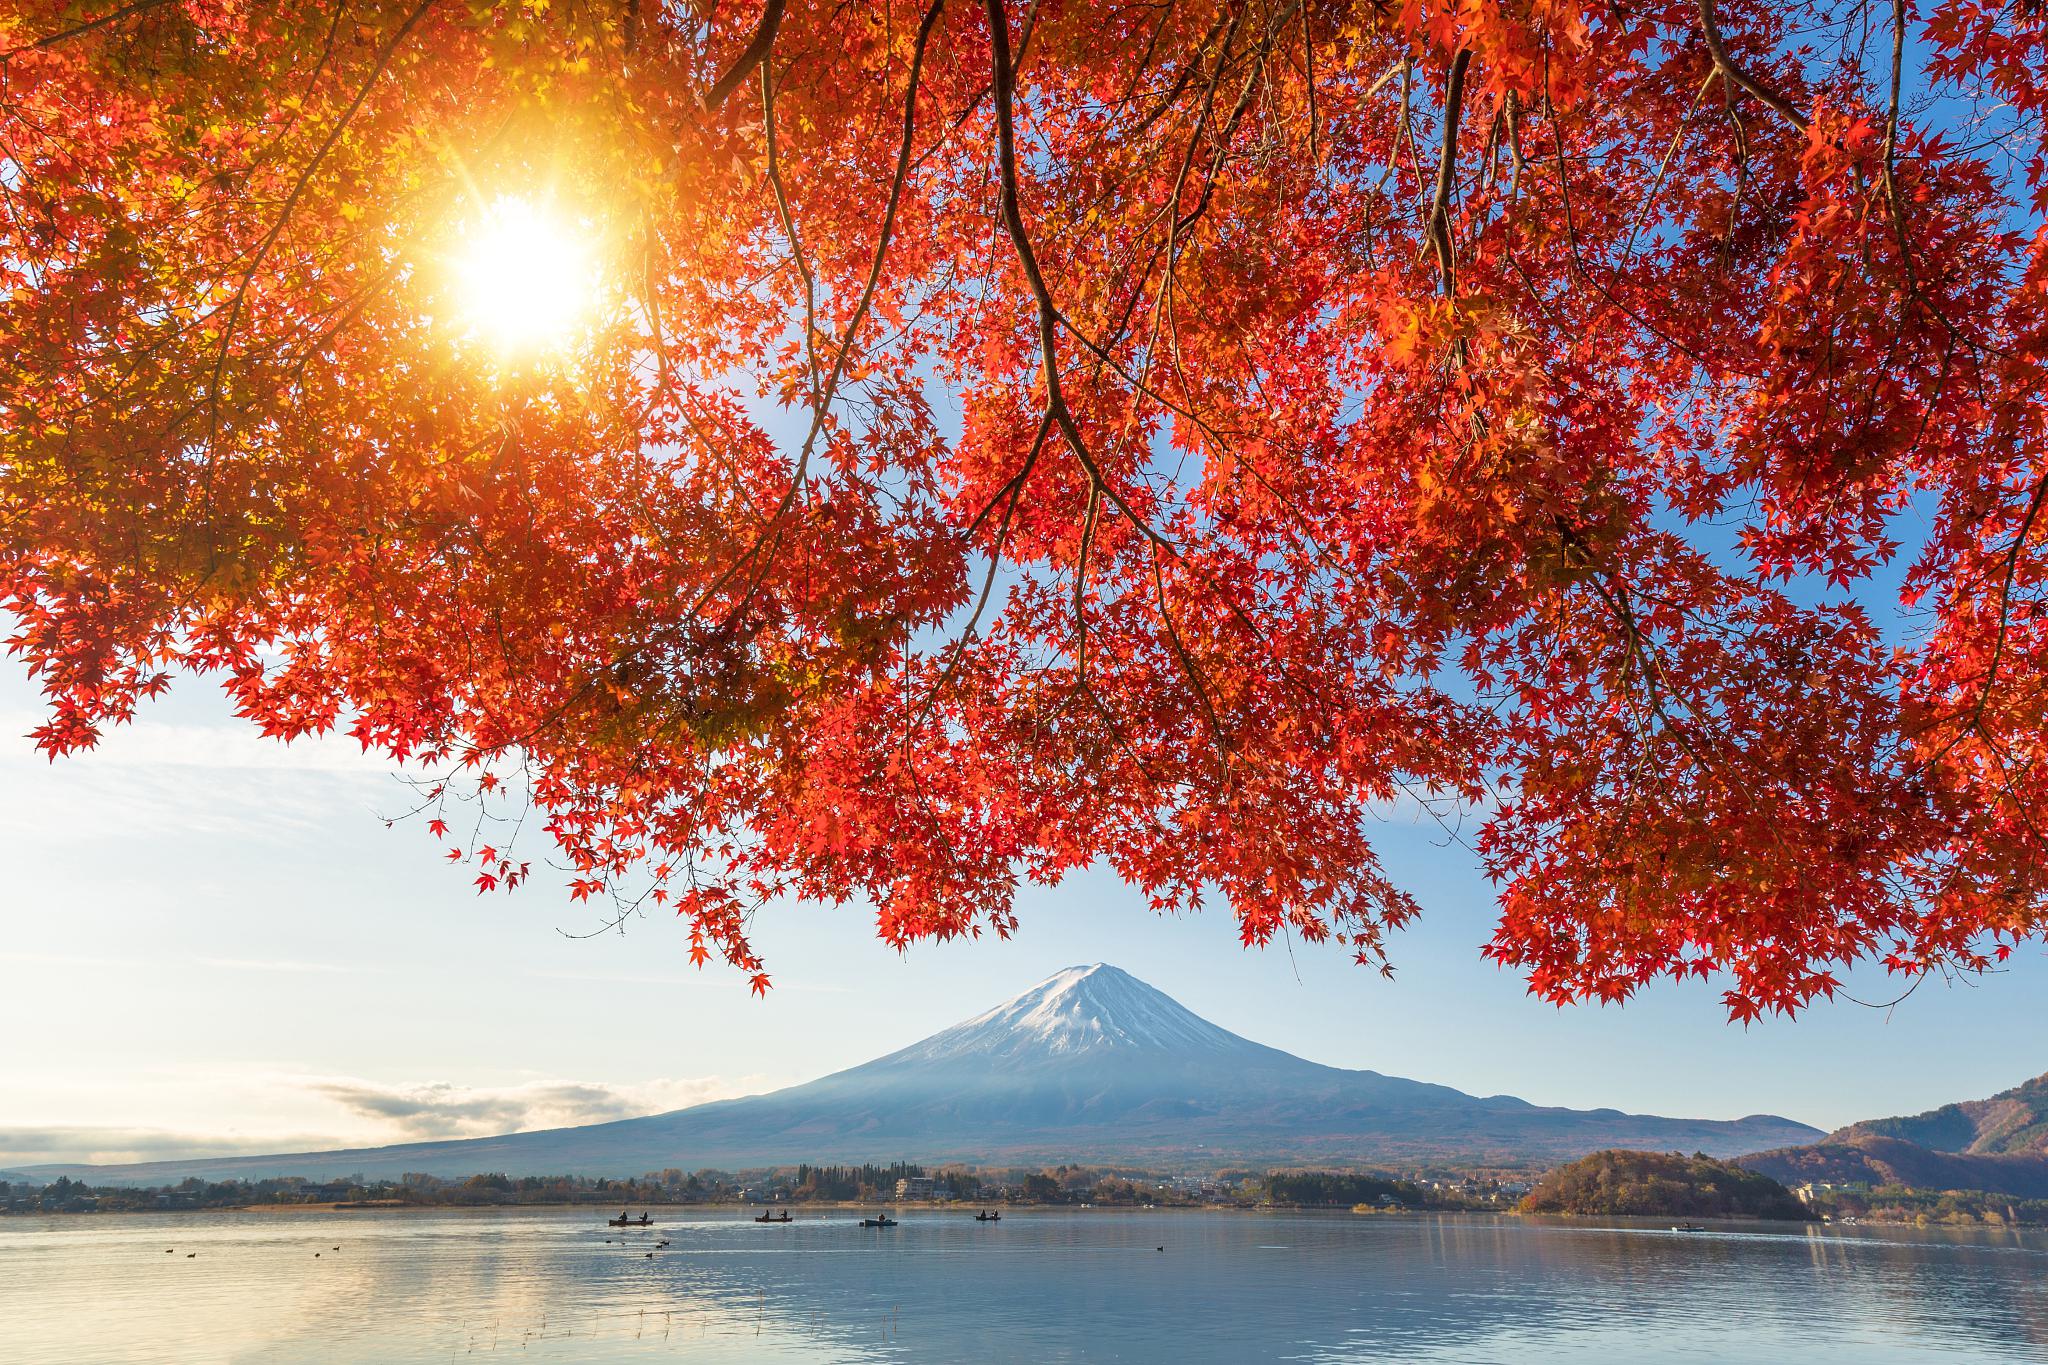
[
  {"xmin": 909, "ymin": 413, "xmax": 1051, "ymax": 736},
  {"xmin": 201, "ymin": 0, "xmax": 435, "ymax": 523},
  {"xmin": 1300, "ymin": 4, "xmax": 1319, "ymax": 167},
  {"xmin": 1543, "ymin": 102, "xmax": 1711, "ymax": 369},
  {"xmin": 984, "ymin": 0, "xmax": 1168, "ymax": 553},
  {"xmin": 1147, "ymin": 544, "xmax": 1234, "ymax": 766},
  {"xmin": 692, "ymin": 0, "xmax": 942, "ymax": 625},
  {"xmin": 833, "ymin": 0, "xmax": 946, "ymax": 393},
  {"xmin": 4, "ymin": 0, "xmax": 175, "ymax": 57},
  {"xmin": 1696, "ymin": 0, "xmax": 1809, "ymax": 132},
  {"xmin": 1425, "ymin": 48, "xmax": 1471, "ymax": 297},
  {"xmin": 704, "ymin": 0, "xmax": 787, "ymax": 111},
  {"xmin": 1074, "ymin": 480, "xmax": 1103, "ymax": 679},
  {"xmin": 761, "ymin": 55, "xmax": 821, "ymax": 407},
  {"xmin": 958, "ymin": 421, "xmax": 1049, "ymax": 544},
  {"xmin": 1011, "ymin": 0, "xmax": 1046, "ymax": 74},
  {"xmin": 1619, "ymin": 69, "xmax": 1718, "ymax": 264},
  {"xmin": 641, "ymin": 236, "xmax": 674, "ymax": 394},
  {"xmin": 1505, "ymin": 90, "xmax": 1526, "ymax": 198},
  {"xmin": 1153, "ymin": 3, "xmax": 1269, "ymax": 391},
  {"xmin": 1173, "ymin": 3, "xmax": 1290, "ymax": 239},
  {"xmin": 1394, "ymin": 57, "xmax": 1423, "ymax": 215},
  {"xmin": 1556, "ymin": 519, "xmax": 1715, "ymax": 773},
  {"xmin": 988, "ymin": 0, "xmax": 1243, "ymax": 782},
  {"xmin": 1114, "ymin": 0, "xmax": 1183, "ymax": 114},
  {"xmin": 1932, "ymin": 471, "xmax": 2048, "ymax": 763},
  {"xmin": 283, "ymin": 260, "xmax": 401, "ymax": 388},
  {"xmin": 207, "ymin": 0, "xmax": 435, "ymax": 408},
  {"xmin": 1123, "ymin": 10, "xmax": 1233, "ymax": 142},
  {"xmin": 1879, "ymin": 0, "xmax": 1919, "ymax": 301}
]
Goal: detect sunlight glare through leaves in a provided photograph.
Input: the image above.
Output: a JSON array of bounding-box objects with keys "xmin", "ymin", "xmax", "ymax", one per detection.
[{"xmin": 451, "ymin": 195, "xmax": 598, "ymax": 355}]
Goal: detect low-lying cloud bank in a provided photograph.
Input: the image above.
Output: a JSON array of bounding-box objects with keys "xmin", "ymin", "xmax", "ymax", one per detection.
[
  {"xmin": 3, "ymin": 1072, "xmax": 777, "ymax": 1169},
  {"xmin": 0, "ymin": 1127, "xmax": 350, "ymax": 1168},
  {"xmin": 306, "ymin": 1074, "xmax": 770, "ymax": 1140}
]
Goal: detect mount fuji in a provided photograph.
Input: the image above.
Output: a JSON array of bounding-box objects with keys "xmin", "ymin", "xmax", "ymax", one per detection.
[{"xmin": 39, "ymin": 964, "xmax": 1820, "ymax": 1182}]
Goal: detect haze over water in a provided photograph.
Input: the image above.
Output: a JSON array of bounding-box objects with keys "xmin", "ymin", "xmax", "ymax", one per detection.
[{"xmin": 1, "ymin": 1208, "xmax": 2041, "ymax": 1362}]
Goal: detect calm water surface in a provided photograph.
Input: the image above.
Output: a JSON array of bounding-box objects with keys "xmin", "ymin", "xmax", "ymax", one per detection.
[{"xmin": 1, "ymin": 1208, "xmax": 2041, "ymax": 1362}]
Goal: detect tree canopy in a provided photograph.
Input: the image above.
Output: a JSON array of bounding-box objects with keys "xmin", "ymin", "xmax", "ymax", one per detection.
[
  {"xmin": 2, "ymin": 0, "xmax": 2045, "ymax": 1015},
  {"xmin": 1520, "ymin": 1149, "xmax": 1814, "ymax": 1219}
]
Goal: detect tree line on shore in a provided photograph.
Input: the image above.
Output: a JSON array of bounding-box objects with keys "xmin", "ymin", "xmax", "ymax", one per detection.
[
  {"xmin": 4, "ymin": 1163, "xmax": 1496, "ymax": 1215},
  {"xmin": 15, "ymin": 1153, "xmax": 2042, "ymax": 1225},
  {"xmin": 1801, "ymin": 1185, "xmax": 2048, "ymax": 1228}
]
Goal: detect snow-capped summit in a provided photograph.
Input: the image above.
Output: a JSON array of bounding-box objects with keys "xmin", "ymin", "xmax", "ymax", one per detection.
[{"xmin": 882, "ymin": 964, "xmax": 1260, "ymax": 1065}]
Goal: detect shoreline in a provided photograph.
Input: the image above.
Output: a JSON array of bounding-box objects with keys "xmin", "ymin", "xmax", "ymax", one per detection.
[
  {"xmin": 20, "ymin": 1199, "xmax": 1431, "ymax": 1218},
  {"xmin": 3, "ymin": 1200, "xmax": 2018, "ymax": 1229}
]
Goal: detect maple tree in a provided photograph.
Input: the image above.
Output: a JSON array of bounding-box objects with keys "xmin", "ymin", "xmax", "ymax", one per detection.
[{"xmin": 2, "ymin": 0, "xmax": 2045, "ymax": 1018}]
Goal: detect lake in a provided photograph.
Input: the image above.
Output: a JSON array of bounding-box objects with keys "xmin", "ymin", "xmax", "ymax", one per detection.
[{"xmin": 1, "ymin": 1208, "xmax": 2043, "ymax": 1362}]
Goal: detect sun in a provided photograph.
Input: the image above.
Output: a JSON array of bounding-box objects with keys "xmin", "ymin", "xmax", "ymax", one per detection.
[{"xmin": 449, "ymin": 195, "xmax": 599, "ymax": 355}]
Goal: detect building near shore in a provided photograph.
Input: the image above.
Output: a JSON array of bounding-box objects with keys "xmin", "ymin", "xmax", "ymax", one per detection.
[{"xmin": 894, "ymin": 1177, "xmax": 954, "ymax": 1201}]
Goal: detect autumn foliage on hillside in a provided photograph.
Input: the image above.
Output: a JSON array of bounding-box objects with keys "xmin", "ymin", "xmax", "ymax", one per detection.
[
  {"xmin": 1520, "ymin": 1150, "xmax": 1812, "ymax": 1219},
  {"xmin": 2, "ymin": 0, "xmax": 2046, "ymax": 1014}
]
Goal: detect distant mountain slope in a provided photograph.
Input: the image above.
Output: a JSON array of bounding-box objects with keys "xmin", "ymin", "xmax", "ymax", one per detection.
[
  {"xmin": 1740, "ymin": 1071, "xmax": 2048, "ymax": 1199},
  {"xmin": 1740, "ymin": 1136, "xmax": 2048, "ymax": 1199},
  {"xmin": 1827, "ymin": 1073, "xmax": 2048, "ymax": 1155},
  {"xmin": 34, "ymin": 965, "xmax": 1821, "ymax": 1184}
]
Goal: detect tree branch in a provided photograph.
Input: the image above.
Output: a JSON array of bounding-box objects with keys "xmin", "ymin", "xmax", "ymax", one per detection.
[
  {"xmin": 5, "ymin": 0, "xmax": 175, "ymax": 58},
  {"xmin": 1697, "ymin": 0, "xmax": 1809, "ymax": 132},
  {"xmin": 704, "ymin": 0, "xmax": 788, "ymax": 111},
  {"xmin": 1425, "ymin": 48, "xmax": 1471, "ymax": 297}
]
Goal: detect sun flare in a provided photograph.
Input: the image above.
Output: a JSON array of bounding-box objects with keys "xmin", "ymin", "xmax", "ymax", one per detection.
[{"xmin": 450, "ymin": 196, "xmax": 599, "ymax": 354}]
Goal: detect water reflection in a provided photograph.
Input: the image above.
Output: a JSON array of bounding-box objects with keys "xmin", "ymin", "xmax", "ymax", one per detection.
[{"xmin": 0, "ymin": 1209, "xmax": 2042, "ymax": 1362}]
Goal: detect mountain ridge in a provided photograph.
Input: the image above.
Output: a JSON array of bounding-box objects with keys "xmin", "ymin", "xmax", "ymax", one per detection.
[
  {"xmin": 1740, "ymin": 1069, "xmax": 2048, "ymax": 1198},
  {"xmin": 1826, "ymin": 1072, "xmax": 2048, "ymax": 1155},
  {"xmin": 30, "ymin": 964, "xmax": 1820, "ymax": 1183}
]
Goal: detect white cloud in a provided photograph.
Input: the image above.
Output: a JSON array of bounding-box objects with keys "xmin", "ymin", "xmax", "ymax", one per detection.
[
  {"xmin": 0, "ymin": 1072, "xmax": 778, "ymax": 1167},
  {"xmin": 0, "ymin": 749, "xmax": 394, "ymax": 845},
  {"xmin": 303, "ymin": 1073, "xmax": 771, "ymax": 1139},
  {"xmin": 0, "ymin": 1126, "xmax": 353, "ymax": 1168}
]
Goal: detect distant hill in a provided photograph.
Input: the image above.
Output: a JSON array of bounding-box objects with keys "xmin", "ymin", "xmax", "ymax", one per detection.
[
  {"xmin": 1521, "ymin": 1150, "xmax": 1814, "ymax": 1220},
  {"xmin": 1741, "ymin": 1071, "xmax": 2048, "ymax": 1199},
  {"xmin": 1829, "ymin": 1072, "xmax": 2048, "ymax": 1155},
  {"xmin": 1741, "ymin": 1136, "xmax": 2048, "ymax": 1199},
  {"xmin": 28, "ymin": 964, "xmax": 1821, "ymax": 1184}
]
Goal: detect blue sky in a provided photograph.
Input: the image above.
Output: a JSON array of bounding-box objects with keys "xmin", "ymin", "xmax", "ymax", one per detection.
[{"xmin": 3, "ymin": 657, "xmax": 2044, "ymax": 1170}]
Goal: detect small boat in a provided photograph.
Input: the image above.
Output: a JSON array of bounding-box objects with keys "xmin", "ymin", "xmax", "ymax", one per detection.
[
  {"xmin": 1670, "ymin": 1223, "xmax": 1706, "ymax": 1233},
  {"xmin": 608, "ymin": 1210, "xmax": 654, "ymax": 1227},
  {"xmin": 860, "ymin": 1215, "xmax": 899, "ymax": 1228},
  {"xmin": 974, "ymin": 1210, "xmax": 1001, "ymax": 1222},
  {"xmin": 755, "ymin": 1210, "xmax": 792, "ymax": 1223}
]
